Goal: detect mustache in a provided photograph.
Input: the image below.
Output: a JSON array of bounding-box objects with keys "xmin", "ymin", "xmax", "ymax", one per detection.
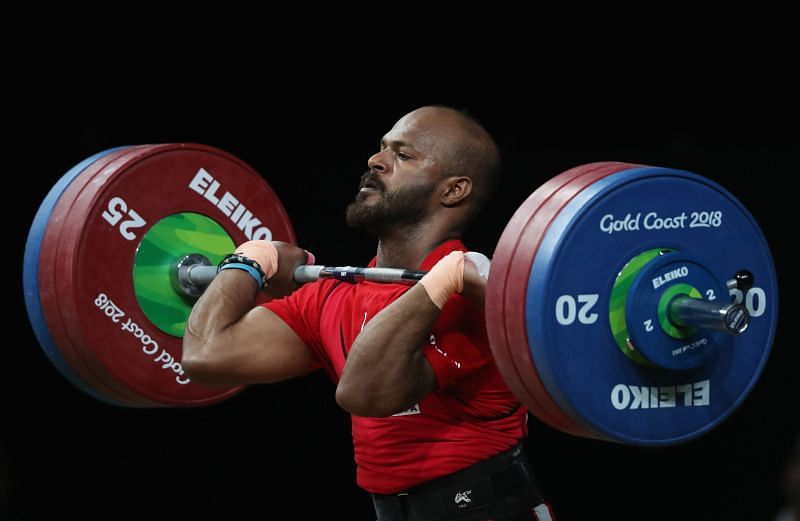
[{"xmin": 359, "ymin": 171, "xmax": 385, "ymax": 191}]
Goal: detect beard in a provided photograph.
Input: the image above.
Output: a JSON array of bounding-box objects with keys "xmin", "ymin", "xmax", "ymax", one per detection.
[{"xmin": 345, "ymin": 172, "xmax": 436, "ymax": 236}]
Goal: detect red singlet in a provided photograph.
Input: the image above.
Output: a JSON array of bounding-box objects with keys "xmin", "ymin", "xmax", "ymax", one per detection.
[{"xmin": 264, "ymin": 240, "xmax": 527, "ymax": 494}]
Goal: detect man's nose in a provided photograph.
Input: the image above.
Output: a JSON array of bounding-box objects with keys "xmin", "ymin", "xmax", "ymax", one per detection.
[{"xmin": 367, "ymin": 150, "xmax": 390, "ymax": 174}]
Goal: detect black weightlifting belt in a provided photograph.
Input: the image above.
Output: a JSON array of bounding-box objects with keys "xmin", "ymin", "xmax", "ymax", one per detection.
[{"xmin": 371, "ymin": 443, "xmax": 543, "ymax": 521}]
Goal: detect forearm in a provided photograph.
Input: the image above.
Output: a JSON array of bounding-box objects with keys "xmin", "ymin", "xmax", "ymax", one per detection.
[
  {"xmin": 337, "ymin": 284, "xmax": 440, "ymax": 416},
  {"xmin": 183, "ymin": 270, "xmax": 259, "ymax": 361}
]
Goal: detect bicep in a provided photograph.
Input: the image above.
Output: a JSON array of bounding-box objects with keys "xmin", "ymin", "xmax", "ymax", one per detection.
[{"xmin": 204, "ymin": 306, "xmax": 315, "ymax": 385}]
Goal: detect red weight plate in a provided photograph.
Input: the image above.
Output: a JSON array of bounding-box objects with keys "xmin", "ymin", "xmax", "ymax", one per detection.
[
  {"xmin": 39, "ymin": 146, "xmax": 159, "ymax": 406},
  {"xmin": 54, "ymin": 144, "xmax": 296, "ymax": 406},
  {"xmin": 488, "ymin": 163, "xmax": 623, "ymax": 435},
  {"xmin": 504, "ymin": 162, "xmax": 642, "ymax": 439}
]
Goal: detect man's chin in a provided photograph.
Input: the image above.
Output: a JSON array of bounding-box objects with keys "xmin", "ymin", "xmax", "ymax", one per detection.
[{"xmin": 345, "ymin": 202, "xmax": 380, "ymax": 234}]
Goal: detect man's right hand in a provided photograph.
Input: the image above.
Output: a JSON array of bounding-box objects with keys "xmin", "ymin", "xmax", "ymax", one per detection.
[
  {"xmin": 264, "ymin": 241, "xmax": 314, "ymax": 299},
  {"xmin": 232, "ymin": 239, "xmax": 313, "ymax": 299}
]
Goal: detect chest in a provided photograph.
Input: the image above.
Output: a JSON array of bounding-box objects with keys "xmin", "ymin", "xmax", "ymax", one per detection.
[
  {"xmin": 315, "ymin": 283, "xmax": 465, "ymax": 369},
  {"xmin": 317, "ymin": 282, "xmax": 403, "ymax": 376}
]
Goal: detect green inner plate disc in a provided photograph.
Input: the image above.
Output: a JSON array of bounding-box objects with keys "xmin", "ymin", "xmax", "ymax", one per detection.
[{"xmin": 133, "ymin": 212, "xmax": 235, "ymax": 336}]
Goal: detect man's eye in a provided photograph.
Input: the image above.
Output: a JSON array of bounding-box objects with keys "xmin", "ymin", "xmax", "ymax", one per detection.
[{"xmin": 398, "ymin": 152, "xmax": 411, "ymax": 161}]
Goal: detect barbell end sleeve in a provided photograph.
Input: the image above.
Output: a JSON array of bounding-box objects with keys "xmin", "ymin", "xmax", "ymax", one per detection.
[
  {"xmin": 173, "ymin": 254, "xmax": 214, "ymax": 298},
  {"xmin": 187, "ymin": 265, "xmax": 219, "ymax": 288},
  {"xmin": 669, "ymin": 296, "xmax": 750, "ymax": 335}
]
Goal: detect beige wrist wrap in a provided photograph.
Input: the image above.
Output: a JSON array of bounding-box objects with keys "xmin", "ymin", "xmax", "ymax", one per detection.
[
  {"xmin": 235, "ymin": 240, "xmax": 279, "ymax": 279},
  {"xmin": 418, "ymin": 251, "xmax": 465, "ymax": 309}
]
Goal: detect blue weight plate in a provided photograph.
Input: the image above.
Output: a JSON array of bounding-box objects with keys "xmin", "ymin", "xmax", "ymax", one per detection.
[
  {"xmin": 23, "ymin": 147, "xmax": 130, "ymax": 405},
  {"xmin": 525, "ymin": 166, "xmax": 778, "ymax": 445}
]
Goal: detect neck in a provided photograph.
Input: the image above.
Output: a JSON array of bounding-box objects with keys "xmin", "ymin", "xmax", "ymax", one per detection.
[{"xmin": 375, "ymin": 221, "xmax": 460, "ymax": 269}]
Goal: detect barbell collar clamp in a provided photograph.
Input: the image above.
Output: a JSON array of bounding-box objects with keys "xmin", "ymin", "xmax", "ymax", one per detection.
[{"xmin": 173, "ymin": 254, "xmax": 213, "ymax": 298}]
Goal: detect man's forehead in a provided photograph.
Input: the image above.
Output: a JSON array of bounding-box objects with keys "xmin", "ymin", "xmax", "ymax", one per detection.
[{"xmin": 384, "ymin": 111, "xmax": 458, "ymax": 150}]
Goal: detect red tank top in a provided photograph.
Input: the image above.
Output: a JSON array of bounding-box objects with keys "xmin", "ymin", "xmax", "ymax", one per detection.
[{"xmin": 264, "ymin": 240, "xmax": 527, "ymax": 493}]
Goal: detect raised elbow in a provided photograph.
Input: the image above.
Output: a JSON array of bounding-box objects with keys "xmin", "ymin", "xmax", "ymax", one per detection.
[
  {"xmin": 335, "ymin": 383, "xmax": 360, "ymax": 414},
  {"xmin": 180, "ymin": 337, "xmax": 230, "ymax": 386},
  {"xmin": 180, "ymin": 352, "xmax": 218, "ymax": 385},
  {"xmin": 335, "ymin": 384, "xmax": 404, "ymax": 418},
  {"xmin": 336, "ymin": 384, "xmax": 374, "ymax": 416}
]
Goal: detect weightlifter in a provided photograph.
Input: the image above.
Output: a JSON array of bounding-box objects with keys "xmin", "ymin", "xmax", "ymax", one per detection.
[{"xmin": 182, "ymin": 106, "xmax": 555, "ymax": 521}]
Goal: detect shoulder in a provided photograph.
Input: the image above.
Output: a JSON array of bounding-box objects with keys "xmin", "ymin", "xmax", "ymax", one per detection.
[
  {"xmin": 291, "ymin": 278, "xmax": 341, "ymax": 301},
  {"xmin": 262, "ymin": 279, "xmax": 342, "ymax": 314}
]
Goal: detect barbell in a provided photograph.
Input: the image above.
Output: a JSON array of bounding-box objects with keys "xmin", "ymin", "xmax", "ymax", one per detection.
[{"xmin": 23, "ymin": 144, "xmax": 778, "ymax": 446}]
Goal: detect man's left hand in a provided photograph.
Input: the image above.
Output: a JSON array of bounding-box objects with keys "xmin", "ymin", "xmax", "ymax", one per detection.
[{"xmin": 460, "ymin": 252, "xmax": 489, "ymax": 306}]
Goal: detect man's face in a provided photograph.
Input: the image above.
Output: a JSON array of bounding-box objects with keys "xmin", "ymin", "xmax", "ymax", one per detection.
[{"xmin": 346, "ymin": 109, "xmax": 454, "ymax": 235}]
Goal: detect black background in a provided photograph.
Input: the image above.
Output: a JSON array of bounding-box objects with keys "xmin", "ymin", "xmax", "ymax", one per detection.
[{"xmin": 5, "ymin": 82, "xmax": 799, "ymax": 521}]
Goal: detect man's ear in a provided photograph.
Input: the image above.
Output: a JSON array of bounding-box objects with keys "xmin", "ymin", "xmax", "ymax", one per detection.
[{"xmin": 440, "ymin": 176, "xmax": 472, "ymax": 207}]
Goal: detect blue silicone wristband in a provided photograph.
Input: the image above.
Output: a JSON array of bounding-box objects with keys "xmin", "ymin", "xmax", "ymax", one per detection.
[{"xmin": 218, "ymin": 263, "xmax": 265, "ymax": 289}]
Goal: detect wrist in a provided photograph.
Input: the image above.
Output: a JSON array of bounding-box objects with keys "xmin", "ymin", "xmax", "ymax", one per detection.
[{"xmin": 217, "ymin": 254, "xmax": 267, "ymax": 289}]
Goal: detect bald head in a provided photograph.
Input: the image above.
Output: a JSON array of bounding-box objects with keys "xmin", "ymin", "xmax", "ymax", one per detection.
[{"xmin": 394, "ymin": 106, "xmax": 502, "ymax": 226}]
